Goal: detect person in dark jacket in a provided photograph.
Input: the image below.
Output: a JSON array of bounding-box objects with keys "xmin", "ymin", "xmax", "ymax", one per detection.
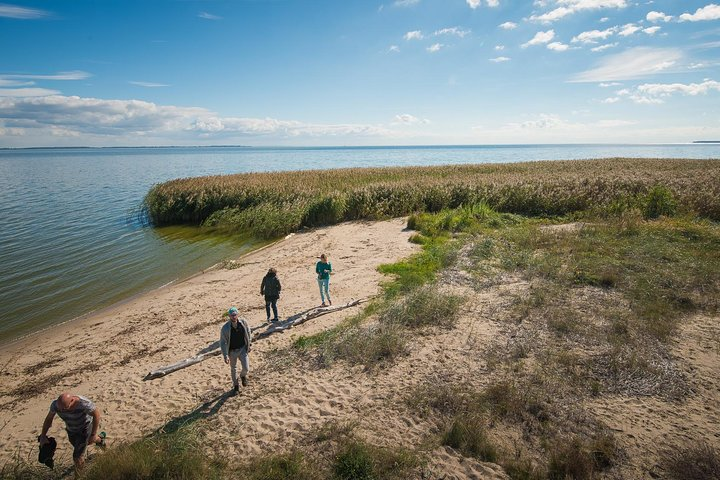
[
  {"xmin": 220, "ymin": 307, "xmax": 252, "ymax": 393},
  {"xmin": 260, "ymin": 267, "xmax": 281, "ymax": 322}
]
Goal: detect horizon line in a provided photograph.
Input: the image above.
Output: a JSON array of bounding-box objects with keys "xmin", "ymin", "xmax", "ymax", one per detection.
[{"xmin": 1, "ymin": 141, "xmax": 715, "ymax": 151}]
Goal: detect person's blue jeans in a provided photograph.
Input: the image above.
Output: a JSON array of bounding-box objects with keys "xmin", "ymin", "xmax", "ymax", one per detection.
[
  {"xmin": 318, "ymin": 277, "xmax": 331, "ymax": 304},
  {"xmin": 265, "ymin": 297, "xmax": 278, "ymax": 320}
]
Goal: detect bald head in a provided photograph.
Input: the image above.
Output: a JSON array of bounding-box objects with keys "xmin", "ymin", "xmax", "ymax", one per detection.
[{"xmin": 56, "ymin": 392, "xmax": 78, "ymax": 411}]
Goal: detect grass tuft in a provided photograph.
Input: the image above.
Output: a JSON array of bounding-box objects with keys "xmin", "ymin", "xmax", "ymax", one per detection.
[
  {"xmin": 661, "ymin": 442, "xmax": 720, "ymax": 480},
  {"xmin": 81, "ymin": 426, "xmax": 223, "ymax": 480},
  {"xmin": 442, "ymin": 415, "xmax": 497, "ymax": 462}
]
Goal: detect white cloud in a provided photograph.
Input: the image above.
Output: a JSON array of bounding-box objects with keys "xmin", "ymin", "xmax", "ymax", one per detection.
[
  {"xmin": 198, "ymin": 12, "xmax": 222, "ymax": 20},
  {"xmin": 603, "ymin": 79, "xmax": 720, "ymax": 105},
  {"xmin": 599, "ymin": 16, "xmax": 609, "ymax": 22},
  {"xmin": 646, "ymin": 11, "xmax": 672, "ymax": 22},
  {"xmin": 599, "ymin": 82, "xmax": 622, "ymax": 87},
  {"xmin": 0, "ymin": 71, "xmax": 91, "ymax": 97},
  {"xmin": 434, "ymin": 27, "xmax": 471, "ymax": 37},
  {"xmin": 571, "ymin": 47, "xmax": 683, "ymax": 82},
  {"xmin": 0, "ymin": 95, "xmax": 397, "ymax": 143},
  {"xmin": 485, "ymin": 114, "xmax": 637, "ymax": 136},
  {"xmin": 130, "ymin": 81, "xmax": 170, "ymax": 88},
  {"xmin": 427, "ymin": 43, "xmax": 443, "ymax": 52},
  {"xmin": 404, "ymin": 30, "xmax": 423, "ymax": 40},
  {"xmin": 394, "ymin": 113, "xmax": 430, "ymax": 124},
  {"xmin": 490, "ymin": 56, "xmax": 511, "ymax": 62},
  {"xmin": 530, "ymin": 0, "xmax": 628, "ymax": 23},
  {"xmin": 0, "ymin": 88, "xmax": 60, "ymax": 97},
  {"xmin": 495, "ymin": 45, "xmax": 505, "ymax": 50},
  {"xmin": 601, "ymin": 97, "xmax": 621, "ymax": 103},
  {"xmin": 643, "ymin": 26, "xmax": 661, "ymax": 35},
  {"xmin": 547, "ymin": 41, "xmax": 570, "ymax": 51},
  {"xmin": 0, "ymin": 3, "xmax": 49, "ymax": 19},
  {"xmin": 499, "ymin": 21, "xmax": 518, "ymax": 29},
  {"xmin": 522, "ymin": 30, "xmax": 555, "ymax": 48},
  {"xmin": 0, "ymin": 71, "xmax": 91, "ymax": 81},
  {"xmin": 466, "ymin": 0, "xmax": 500, "ymax": 7},
  {"xmin": 680, "ymin": 4, "xmax": 720, "ymax": 22},
  {"xmin": 591, "ymin": 42, "xmax": 618, "ymax": 52},
  {"xmin": 394, "ymin": 0, "xmax": 420, "ymax": 6},
  {"xmin": 0, "ymin": 79, "xmax": 33, "ymax": 87},
  {"xmin": 618, "ymin": 23, "xmax": 641, "ymax": 36},
  {"xmin": 388, "ymin": 45, "xmax": 400, "ymax": 53},
  {"xmin": 572, "ymin": 27, "xmax": 616, "ymax": 43},
  {"xmin": 637, "ymin": 79, "xmax": 720, "ymax": 96}
]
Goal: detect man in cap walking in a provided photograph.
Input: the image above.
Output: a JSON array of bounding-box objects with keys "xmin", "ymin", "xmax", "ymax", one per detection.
[{"xmin": 220, "ymin": 307, "xmax": 252, "ymax": 393}]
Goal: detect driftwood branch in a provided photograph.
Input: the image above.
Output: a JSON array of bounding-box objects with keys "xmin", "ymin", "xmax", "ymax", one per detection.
[{"xmin": 143, "ymin": 298, "xmax": 366, "ymax": 381}]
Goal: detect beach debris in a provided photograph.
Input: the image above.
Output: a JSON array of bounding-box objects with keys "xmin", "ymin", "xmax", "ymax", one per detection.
[{"xmin": 143, "ymin": 298, "xmax": 366, "ymax": 381}]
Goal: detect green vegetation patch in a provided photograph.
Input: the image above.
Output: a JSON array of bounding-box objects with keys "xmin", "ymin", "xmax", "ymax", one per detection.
[
  {"xmin": 81, "ymin": 426, "xmax": 224, "ymax": 480},
  {"xmin": 144, "ymin": 159, "xmax": 720, "ymax": 239}
]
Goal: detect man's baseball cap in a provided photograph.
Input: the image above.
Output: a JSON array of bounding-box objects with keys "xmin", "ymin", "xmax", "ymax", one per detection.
[{"xmin": 228, "ymin": 307, "xmax": 239, "ymax": 316}]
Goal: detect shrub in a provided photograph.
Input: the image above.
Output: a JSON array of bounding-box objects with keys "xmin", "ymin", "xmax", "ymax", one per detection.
[
  {"xmin": 546, "ymin": 434, "xmax": 618, "ymax": 480},
  {"xmin": 379, "ymin": 284, "xmax": 463, "ymax": 329},
  {"xmin": 81, "ymin": 426, "xmax": 222, "ymax": 480},
  {"xmin": 323, "ymin": 321, "xmax": 407, "ymax": 368},
  {"xmin": 442, "ymin": 415, "xmax": 497, "ymax": 462},
  {"xmin": 240, "ymin": 452, "xmax": 320, "ymax": 480},
  {"xmin": 661, "ymin": 442, "xmax": 720, "ymax": 480},
  {"xmin": 334, "ymin": 442, "xmax": 374, "ymax": 480},
  {"xmin": 303, "ymin": 194, "xmax": 347, "ymax": 227},
  {"xmin": 643, "ymin": 185, "xmax": 677, "ymax": 220},
  {"xmin": 0, "ymin": 458, "xmax": 64, "ymax": 480}
]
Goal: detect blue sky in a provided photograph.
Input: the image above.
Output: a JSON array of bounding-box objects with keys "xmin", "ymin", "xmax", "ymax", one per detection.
[{"xmin": 0, "ymin": 0, "xmax": 719, "ymax": 147}]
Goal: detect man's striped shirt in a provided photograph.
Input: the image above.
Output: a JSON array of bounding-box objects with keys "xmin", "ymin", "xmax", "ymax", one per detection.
[{"xmin": 50, "ymin": 396, "xmax": 95, "ymax": 434}]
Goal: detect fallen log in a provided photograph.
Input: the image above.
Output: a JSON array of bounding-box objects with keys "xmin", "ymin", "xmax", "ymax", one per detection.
[{"xmin": 143, "ymin": 298, "xmax": 367, "ymax": 380}]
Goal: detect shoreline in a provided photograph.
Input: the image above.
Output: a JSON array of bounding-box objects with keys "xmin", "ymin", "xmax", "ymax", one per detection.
[
  {"xmin": 0, "ymin": 218, "xmax": 419, "ymax": 463},
  {"xmin": 0, "ymin": 235, "xmax": 285, "ymax": 352}
]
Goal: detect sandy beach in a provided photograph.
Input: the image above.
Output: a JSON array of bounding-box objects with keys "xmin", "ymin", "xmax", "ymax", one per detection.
[
  {"xmin": 0, "ymin": 219, "xmax": 425, "ymax": 466},
  {"xmin": 2, "ymin": 217, "xmax": 718, "ymax": 479}
]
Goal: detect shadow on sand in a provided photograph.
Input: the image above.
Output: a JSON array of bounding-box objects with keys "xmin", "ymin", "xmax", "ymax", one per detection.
[{"xmin": 155, "ymin": 389, "xmax": 234, "ymax": 435}]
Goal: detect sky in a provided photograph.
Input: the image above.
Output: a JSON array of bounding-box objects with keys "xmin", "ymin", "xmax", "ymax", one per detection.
[{"xmin": 0, "ymin": 0, "xmax": 719, "ymax": 147}]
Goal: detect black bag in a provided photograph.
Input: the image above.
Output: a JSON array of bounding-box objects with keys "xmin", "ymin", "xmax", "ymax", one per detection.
[{"xmin": 38, "ymin": 436, "xmax": 57, "ymax": 469}]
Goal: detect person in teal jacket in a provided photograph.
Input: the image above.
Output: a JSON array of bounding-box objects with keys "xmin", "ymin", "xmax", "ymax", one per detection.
[{"xmin": 315, "ymin": 253, "xmax": 332, "ymax": 306}]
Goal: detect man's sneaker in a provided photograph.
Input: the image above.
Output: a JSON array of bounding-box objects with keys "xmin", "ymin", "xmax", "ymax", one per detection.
[
  {"xmin": 272, "ymin": 318, "xmax": 279, "ymax": 323},
  {"xmin": 233, "ymin": 384, "xmax": 239, "ymax": 393},
  {"xmin": 241, "ymin": 376, "xmax": 248, "ymax": 387}
]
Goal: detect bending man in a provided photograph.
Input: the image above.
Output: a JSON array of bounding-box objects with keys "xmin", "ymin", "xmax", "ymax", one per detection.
[{"xmin": 39, "ymin": 392, "xmax": 101, "ymax": 470}]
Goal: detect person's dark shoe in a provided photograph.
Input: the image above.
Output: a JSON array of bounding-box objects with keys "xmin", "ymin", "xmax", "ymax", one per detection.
[
  {"xmin": 272, "ymin": 318, "xmax": 279, "ymax": 322},
  {"xmin": 266, "ymin": 318, "xmax": 271, "ymax": 323},
  {"xmin": 233, "ymin": 383, "xmax": 239, "ymax": 393},
  {"xmin": 328, "ymin": 300, "xmax": 332, "ymax": 305},
  {"xmin": 241, "ymin": 376, "xmax": 248, "ymax": 387}
]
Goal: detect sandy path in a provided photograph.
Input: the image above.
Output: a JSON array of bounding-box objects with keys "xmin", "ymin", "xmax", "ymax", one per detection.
[{"xmin": 0, "ymin": 218, "xmax": 420, "ymax": 465}]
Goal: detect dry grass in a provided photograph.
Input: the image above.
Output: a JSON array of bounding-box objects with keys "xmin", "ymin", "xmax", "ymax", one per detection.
[
  {"xmin": 144, "ymin": 159, "xmax": 720, "ymax": 239},
  {"xmin": 660, "ymin": 441, "xmax": 720, "ymax": 480}
]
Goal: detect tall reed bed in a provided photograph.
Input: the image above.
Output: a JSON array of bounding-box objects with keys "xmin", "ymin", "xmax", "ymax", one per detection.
[{"xmin": 143, "ymin": 159, "xmax": 720, "ymax": 238}]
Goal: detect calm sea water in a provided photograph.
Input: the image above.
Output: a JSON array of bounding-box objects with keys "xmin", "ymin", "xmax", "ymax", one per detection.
[{"xmin": 1, "ymin": 144, "xmax": 718, "ymax": 343}]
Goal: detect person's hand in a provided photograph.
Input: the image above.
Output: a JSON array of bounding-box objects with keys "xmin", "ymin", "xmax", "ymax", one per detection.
[
  {"xmin": 38, "ymin": 434, "xmax": 49, "ymax": 446},
  {"xmin": 88, "ymin": 434, "xmax": 101, "ymax": 445},
  {"xmin": 224, "ymin": 357, "xmax": 229, "ymax": 365}
]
